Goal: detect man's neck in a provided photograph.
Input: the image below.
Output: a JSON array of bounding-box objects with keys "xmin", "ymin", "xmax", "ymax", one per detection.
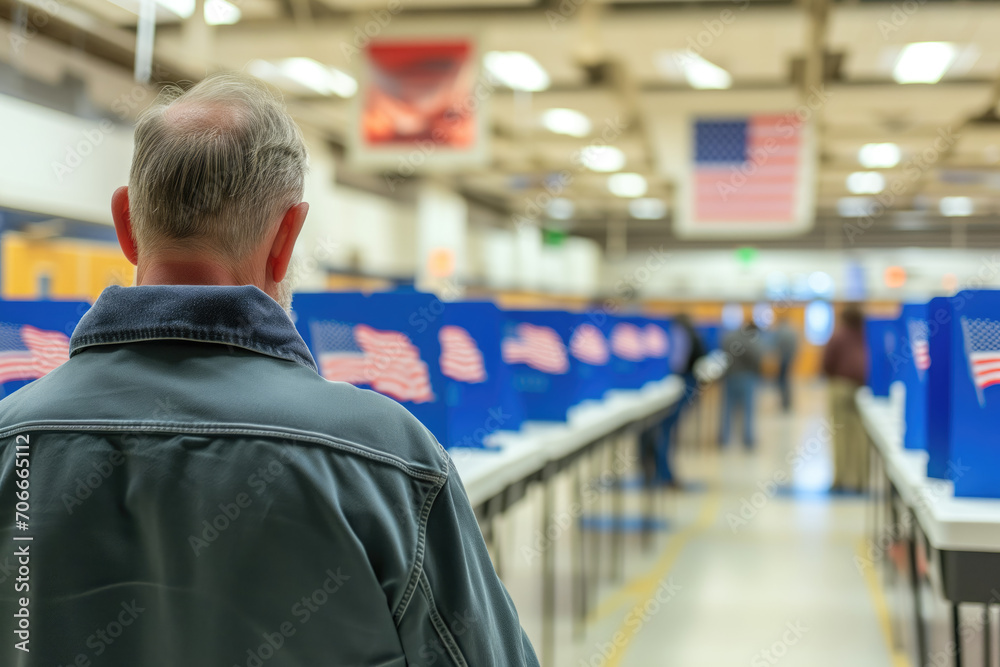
[{"xmin": 137, "ymin": 257, "xmax": 256, "ymax": 289}]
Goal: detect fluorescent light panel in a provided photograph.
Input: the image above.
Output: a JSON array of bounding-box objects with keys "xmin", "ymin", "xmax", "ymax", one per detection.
[
  {"xmin": 858, "ymin": 143, "xmax": 900, "ymax": 168},
  {"xmin": 893, "ymin": 42, "xmax": 957, "ymax": 84},
  {"xmin": 846, "ymin": 171, "xmax": 885, "ymax": 195},
  {"xmin": 546, "ymin": 198, "xmax": 575, "ymax": 220},
  {"xmin": 484, "ymin": 52, "xmax": 550, "ymax": 92},
  {"xmin": 608, "ymin": 173, "xmax": 648, "ymax": 198},
  {"xmin": 940, "ymin": 196, "xmax": 973, "ymax": 217},
  {"xmin": 629, "ymin": 198, "xmax": 667, "ymax": 219},
  {"xmin": 580, "ymin": 146, "xmax": 625, "ymax": 173},
  {"xmin": 542, "ymin": 108, "xmax": 591, "ymax": 137},
  {"xmin": 248, "ymin": 58, "xmax": 357, "ymax": 98},
  {"xmin": 661, "ymin": 51, "xmax": 732, "ymax": 90}
]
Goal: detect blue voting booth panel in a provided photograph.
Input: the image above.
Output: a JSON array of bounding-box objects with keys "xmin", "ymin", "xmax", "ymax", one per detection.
[
  {"xmin": 695, "ymin": 324, "xmax": 721, "ymax": 352},
  {"xmin": 865, "ymin": 318, "xmax": 897, "ymax": 397},
  {"xmin": 608, "ymin": 316, "xmax": 649, "ymax": 390},
  {"xmin": 949, "ymin": 290, "xmax": 1000, "ymax": 497},
  {"xmin": 0, "ymin": 299, "xmax": 90, "ymax": 399},
  {"xmin": 899, "ymin": 303, "xmax": 930, "ymax": 451},
  {"xmin": 925, "ymin": 297, "xmax": 955, "ymax": 480},
  {"xmin": 292, "ymin": 291, "xmax": 450, "ymax": 447},
  {"xmin": 568, "ymin": 312, "xmax": 613, "ymax": 403},
  {"xmin": 502, "ymin": 310, "xmax": 576, "ymax": 422},
  {"xmin": 441, "ymin": 301, "xmax": 522, "ymax": 448}
]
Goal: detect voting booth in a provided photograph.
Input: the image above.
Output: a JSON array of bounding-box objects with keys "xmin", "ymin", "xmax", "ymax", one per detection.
[
  {"xmin": 608, "ymin": 316, "xmax": 649, "ymax": 390},
  {"xmin": 925, "ymin": 297, "xmax": 954, "ymax": 480},
  {"xmin": 899, "ymin": 303, "xmax": 930, "ymax": 451},
  {"xmin": 865, "ymin": 318, "xmax": 897, "ymax": 398},
  {"xmin": 568, "ymin": 312, "xmax": 613, "ymax": 404},
  {"xmin": 292, "ymin": 291, "xmax": 451, "ymax": 446},
  {"xmin": 948, "ymin": 290, "xmax": 1000, "ymax": 497},
  {"xmin": 639, "ymin": 318, "xmax": 672, "ymax": 385},
  {"xmin": 0, "ymin": 299, "xmax": 90, "ymax": 398},
  {"xmin": 501, "ymin": 309, "xmax": 576, "ymax": 422}
]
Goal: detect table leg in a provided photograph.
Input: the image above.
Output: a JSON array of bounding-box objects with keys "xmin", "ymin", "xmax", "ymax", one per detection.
[
  {"xmin": 984, "ymin": 603, "xmax": 991, "ymax": 667},
  {"xmin": 612, "ymin": 434, "xmax": 625, "ymax": 582},
  {"xmin": 573, "ymin": 456, "xmax": 587, "ymax": 640},
  {"xmin": 953, "ymin": 603, "xmax": 963, "ymax": 667},
  {"xmin": 541, "ymin": 468, "xmax": 556, "ymax": 667},
  {"xmin": 909, "ymin": 523, "xmax": 928, "ymax": 666}
]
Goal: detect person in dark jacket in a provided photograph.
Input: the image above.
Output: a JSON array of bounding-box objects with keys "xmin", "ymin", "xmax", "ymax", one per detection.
[
  {"xmin": 719, "ymin": 319, "xmax": 763, "ymax": 448},
  {"xmin": 822, "ymin": 305, "xmax": 868, "ymax": 493},
  {"xmin": 0, "ymin": 73, "xmax": 538, "ymax": 666}
]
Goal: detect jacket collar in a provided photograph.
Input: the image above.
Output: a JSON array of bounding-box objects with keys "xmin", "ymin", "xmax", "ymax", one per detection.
[{"xmin": 71, "ymin": 285, "xmax": 318, "ymax": 372}]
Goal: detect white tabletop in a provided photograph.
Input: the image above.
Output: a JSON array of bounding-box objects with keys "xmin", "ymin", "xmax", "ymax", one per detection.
[
  {"xmin": 857, "ymin": 387, "xmax": 1000, "ymax": 553},
  {"xmin": 452, "ymin": 376, "xmax": 686, "ymax": 508}
]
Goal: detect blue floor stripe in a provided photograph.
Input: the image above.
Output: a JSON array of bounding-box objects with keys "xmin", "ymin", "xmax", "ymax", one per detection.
[{"xmin": 578, "ymin": 516, "xmax": 670, "ymax": 533}]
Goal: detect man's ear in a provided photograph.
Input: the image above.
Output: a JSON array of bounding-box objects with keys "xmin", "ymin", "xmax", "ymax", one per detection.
[
  {"xmin": 269, "ymin": 202, "xmax": 309, "ymax": 283},
  {"xmin": 111, "ymin": 186, "xmax": 139, "ymax": 266}
]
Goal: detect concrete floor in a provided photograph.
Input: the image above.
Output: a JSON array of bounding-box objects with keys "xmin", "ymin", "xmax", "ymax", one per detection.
[{"xmin": 494, "ymin": 380, "xmax": 908, "ymax": 667}]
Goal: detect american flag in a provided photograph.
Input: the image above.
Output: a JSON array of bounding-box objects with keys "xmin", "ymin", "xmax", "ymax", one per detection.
[
  {"xmin": 610, "ymin": 323, "xmax": 645, "ymax": 362},
  {"xmin": 309, "ymin": 320, "xmax": 434, "ymax": 403},
  {"xmin": 439, "ymin": 325, "xmax": 487, "ymax": 384},
  {"xmin": 570, "ymin": 323, "xmax": 609, "ymax": 366},
  {"xmin": 642, "ymin": 324, "xmax": 670, "ymax": 359},
  {"xmin": 0, "ymin": 323, "xmax": 70, "ymax": 385},
  {"xmin": 960, "ymin": 317, "xmax": 1000, "ymax": 405},
  {"xmin": 693, "ymin": 114, "xmax": 801, "ymax": 223},
  {"xmin": 908, "ymin": 319, "xmax": 931, "ymax": 375},
  {"xmin": 502, "ymin": 323, "xmax": 569, "ymax": 374}
]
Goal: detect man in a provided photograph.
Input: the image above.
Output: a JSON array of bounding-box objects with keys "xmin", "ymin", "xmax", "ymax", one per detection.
[
  {"xmin": 0, "ymin": 73, "xmax": 538, "ymax": 666},
  {"xmin": 822, "ymin": 305, "xmax": 868, "ymax": 493},
  {"xmin": 772, "ymin": 314, "xmax": 799, "ymax": 413},
  {"xmin": 719, "ymin": 319, "xmax": 763, "ymax": 449}
]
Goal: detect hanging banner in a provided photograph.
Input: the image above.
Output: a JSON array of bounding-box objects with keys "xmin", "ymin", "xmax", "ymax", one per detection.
[
  {"xmin": 349, "ymin": 39, "xmax": 489, "ymax": 173},
  {"xmin": 676, "ymin": 112, "xmax": 816, "ymax": 238}
]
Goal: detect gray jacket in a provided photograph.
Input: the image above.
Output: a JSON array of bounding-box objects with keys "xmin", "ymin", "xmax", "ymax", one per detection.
[{"xmin": 0, "ymin": 285, "xmax": 538, "ymax": 667}]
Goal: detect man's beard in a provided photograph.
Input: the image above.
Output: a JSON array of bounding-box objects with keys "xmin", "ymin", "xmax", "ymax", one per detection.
[{"xmin": 274, "ymin": 254, "xmax": 301, "ymax": 316}]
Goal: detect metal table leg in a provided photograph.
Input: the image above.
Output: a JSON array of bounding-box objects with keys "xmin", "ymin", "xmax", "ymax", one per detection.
[
  {"xmin": 910, "ymin": 522, "xmax": 928, "ymax": 666},
  {"xmin": 541, "ymin": 466, "xmax": 556, "ymax": 667}
]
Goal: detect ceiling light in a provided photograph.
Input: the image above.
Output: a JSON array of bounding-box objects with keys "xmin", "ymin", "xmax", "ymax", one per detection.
[
  {"xmin": 893, "ymin": 42, "xmax": 957, "ymax": 84},
  {"xmin": 607, "ymin": 173, "xmax": 647, "ymax": 198},
  {"xmin": 846, "ymin": 171, "xmax": 885, "ymax": 194},
  {"xmin": 837, "ymin": 197, "xmax": 874, "ymax": 217},
  {"xmin": 858, "ymin": 143, "xmax": 900, "ymax": 168},
  {"xmin": 940, "ymin": 196, "xmax": 973, "ymax": 217},
  {"xmin": 158, "ymin": 0, "xmax": 193, "ymax": 16},
  {"xmin": 629, "ymin": 198, "xmax": 667, "ymax": 219},
  {"xmin": 546, "ymin": 198, "xmax": 574, "ymax": 220},
  {"xmin": 484, "ymin": 51, "xmax": 550, "ymax": 92},
  {"xmin": 661, "ymin": 51, "xmax": 732, "ymax": 90},
  {"xmin": 541, "ymin": 108, "xmax": 591, "ymax": 137},
  {"xmin": 204, "ymin": 0, "xmax": 240, "ymax": 24},
  {"xmin": 580, "ymin": 145, "xmax": 625, "ymax": 173},
  {"xmin": 249, "ymin": 58, "xmax": 357, "ymax": 98}
]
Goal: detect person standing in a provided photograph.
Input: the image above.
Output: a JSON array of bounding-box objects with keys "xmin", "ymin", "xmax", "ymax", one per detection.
[
  {"xmin": 719, "ymin": 320, "xmax": 763, "ymax": 449},
  {"xmin": 822, "ymin": 305, "xmax": 868, "ymax": 493},
  {"xmin": 772, "ymin": 315, "xmax": 799, "ymax": 413}
]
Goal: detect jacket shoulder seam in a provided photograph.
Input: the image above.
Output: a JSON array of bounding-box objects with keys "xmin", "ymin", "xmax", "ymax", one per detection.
[
  {"xmin": 0, "ymin": 420, "xmax": 447, "ymax": 483},
  {"xmin": 392, "ymin": 467, "xmax": 448, "ymax": 622}
]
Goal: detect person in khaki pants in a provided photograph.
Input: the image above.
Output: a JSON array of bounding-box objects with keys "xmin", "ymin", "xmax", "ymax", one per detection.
[{"xmin": 822, "ymin": 306, "xmax": 868, "ymax": 493}]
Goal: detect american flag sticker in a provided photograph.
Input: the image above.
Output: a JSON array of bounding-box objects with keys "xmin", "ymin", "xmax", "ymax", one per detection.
[
  {"xmin": 641, "ymin": 324, "xmax": 670, "ymax": 359},
  {"xmin": 439, "ymin": 325, "xmax": 487, "ymax": 384},
  {"xmin": 309, "ymin": 320, "xmax": 434, "ymax": 404},
  {"xmin": 569, "ymin": 323, "xmax": 609, "ymax": 366},
  {"xmin": 610, "ymin": 323, "xmax": 645, "ymax": 362},
  {"xmin": 502, "ymin": 323, "xmax": 569, "ymax": 375},
  {"xmin": 961, "ymin": 317, "xmax": 1000, "ymax": 406},
  {"xmin": 0, "ymin": 323, "xmax": 70, "ymax": 385},
  {"xmin": 908, "ymin": 319, "xmax": 931, "ymax": 377}
]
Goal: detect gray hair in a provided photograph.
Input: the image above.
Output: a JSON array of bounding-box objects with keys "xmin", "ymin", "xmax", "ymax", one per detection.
[{"xmin": 128, "ymin": 72, "xmax": 308, "ymax": 259}]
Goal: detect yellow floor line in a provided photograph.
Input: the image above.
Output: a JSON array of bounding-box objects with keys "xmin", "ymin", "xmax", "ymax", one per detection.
[
  {"xmin": 590, "ymin": 488, "xmax": 724, "ymax": 667},
  {"xmin": 856, "ymin": 538, "xmax": 912, "ymax": 667}
]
